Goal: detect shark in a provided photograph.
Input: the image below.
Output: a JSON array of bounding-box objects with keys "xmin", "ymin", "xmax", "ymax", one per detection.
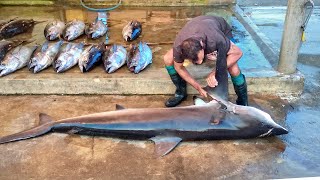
[{"xmin": 0, "ymin": 93, "xmax": 288, "ymax": 157}]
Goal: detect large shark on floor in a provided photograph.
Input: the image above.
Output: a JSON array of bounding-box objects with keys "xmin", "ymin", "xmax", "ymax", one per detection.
[
  {"xmin": 0, "ymin": 96, "xmax": 288, "ymax": 157},
  {"xmin": 0, "ymin": 47, "xmax": 288, "ymax": 157}
]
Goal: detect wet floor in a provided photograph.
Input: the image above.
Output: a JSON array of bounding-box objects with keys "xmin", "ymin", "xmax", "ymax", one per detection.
[
  {"xmin": 239, "ymin": 5, "xmax": 320, "ymax": 178},
  {"xmin": 241, "ymin": 6, "xmax": 320, "ymax": 67},
  {"xmin": 0, "ymin": 5, "xmax": 319, "ymax": 179},
  {"xmin": 277, "ymin": 63, "xmax": 320, "ymax": 177}
]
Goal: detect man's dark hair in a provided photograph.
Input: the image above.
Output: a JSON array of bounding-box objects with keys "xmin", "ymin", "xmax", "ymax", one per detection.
[{"xmin": 181, "ymin": 38, "xmax": 203, "ymax": 63}]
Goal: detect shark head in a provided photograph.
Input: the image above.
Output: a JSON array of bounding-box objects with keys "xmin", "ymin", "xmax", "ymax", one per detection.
[
  {"xmin": 244, "ymin": 106, "xmax": 289, "ymax": 136},
  {"xmin": 193, "ymin": 94, "xmax": 288, "ymax": 137}
]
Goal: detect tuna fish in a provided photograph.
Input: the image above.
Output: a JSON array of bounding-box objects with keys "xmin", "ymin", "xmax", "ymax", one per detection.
[
  {"xmin": 54, "ymin": 43, "xmax": 84, "ymax": 73},
  {"xmin": 0, "ymin": 45, "xmax": 37, "ymax": 76},
  {"xmin": 28, "ymin": 40, "xmax": 63, "ymax": 73},
  {"xmin": 122, "ymin": 20, "xmax": 142, "ymax": 41},
  {"xmin": 78, "ymin": 43, "xmax": 104, "ymax": 73},
  {"xmin": 85, "ymin": 20, "xmax": 108, "ymax": 39},
  {"xmin": 0, "ymin": 40, "xmax": 25, "ymax": 63},
  {"xmin": 103, "ymin": 44, "xmax": 127, "ymax": 73},
  {"xmin": 44, "ymin": 20, "xmax": 65, "ymax": 41},
  {"xmin": 62, "ymin": 20, "xmax": 85, "ymax": 41},
  {"xmin": 127, "ymin": 42, "xmax": 152, "ymax": 73},
  {"xmin": 0, "ymin": 19, "xmax": 42, "ymax": 39}
]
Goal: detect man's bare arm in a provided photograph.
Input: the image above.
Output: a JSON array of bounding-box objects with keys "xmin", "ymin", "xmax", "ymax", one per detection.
[{"xmin": 174, "ymin": 61, "xmax": 207, "ymax": 97}]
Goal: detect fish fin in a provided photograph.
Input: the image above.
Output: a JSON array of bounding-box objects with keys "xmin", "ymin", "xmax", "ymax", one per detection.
[
  {"xmin": 67, "ymin": 128, "xmax": 80, "ymax": 135},
  {"xmin": 112, "ymin": 44, "xmax": 117, "ymax": 52},
  {"xmin": 0, "ymin": 123, "xmax": 53, "ymax": 144},
  {"xmin": 210, "ymin": 111, "xmax": 226, "ymax": 125},
  {"xmin": 31, "ymin": 45, "xmax": 39, "ymax": 53},
  {"xmin": 39, "ymin": 113, "xmax": 54, "ymax": 125},
  {"xmin": 78, "ymin": 42, "xmax": 85, "ymax": 49},
  {"xmin": 65, "ymin": 43, "xmax": 73, "ymax": 51},
  {"xmin": 204, "ymin": 86, "xmax": 229, "ymax": 105},
  {"xmin": 138, "ymin": 41, "xmax": 143, "ymax": 52},
  {"xmin": 193, "ymin": 96, "xmax": 207, "ymax": 106},
  {"xmin": 22, "ymin": 39, "xmax": 36, "ymax": 45},
  {"xmin": 34, "ymin": 20, "xmax": 47, "ymax": 25},
  {"xmin": 150, "ymin": 136, "xmax": 182, "ymax": 157},
  {"xmin": 115, "ymin": 104, "xmax": 126, "ymax": 110},
  {"xmin": 41, "ymin": 41, "xmax": 49, "ymax": 52},
  {"xmin": 204, "ymin": 44, "xmax": 229, "ymax": 101}
]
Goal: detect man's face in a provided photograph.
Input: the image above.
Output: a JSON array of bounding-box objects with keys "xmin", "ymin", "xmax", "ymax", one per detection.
[{"xmin": 194, "ymin": 49, "xmax": 205, "ymax": 65}]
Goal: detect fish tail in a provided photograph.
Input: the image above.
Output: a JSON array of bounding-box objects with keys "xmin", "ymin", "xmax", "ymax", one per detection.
[
  {"xmin": 0, "ymin": 69, "xmax": 10, "ymax": 77},
  {"xmin": 34, "ymin": 20, "xmax": 47, "ymax": 25},
  {"xmin": 0, "ymin": 113, "xmax": 55, "ymax": 144}
]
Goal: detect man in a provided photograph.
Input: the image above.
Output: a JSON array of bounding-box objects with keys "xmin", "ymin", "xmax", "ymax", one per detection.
[{"xmin": 163, "ymin": 15, "xmax": 248, "ymax": 107}]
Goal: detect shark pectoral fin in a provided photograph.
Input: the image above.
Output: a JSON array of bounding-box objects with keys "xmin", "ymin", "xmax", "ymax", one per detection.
[
  {"xmin": 150, "ymin": 136, "xmax": 182, "ymax": 157},
  {"xmin": 210, "ymin": 111, "xmax": 226, "ymax": 125},
  {"xmin": 115, "ymin": 104, "xmax": 126, "ymax": 110},
  {"xmin": 67, "ymin": 128, "xmax": 80, "ymax": 135},
  {"xmin": 39, "ymin": 113, "xmax": 54, "ymax": 125}
]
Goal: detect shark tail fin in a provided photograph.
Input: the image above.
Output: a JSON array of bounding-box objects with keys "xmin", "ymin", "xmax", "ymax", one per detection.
[
  {"xmin": 0, "ymin": 114, "xmax": 54, "ymax": 144},
  {"xmin": 39, "ymin": 113, "xmax": 54, "ymax": 125}
]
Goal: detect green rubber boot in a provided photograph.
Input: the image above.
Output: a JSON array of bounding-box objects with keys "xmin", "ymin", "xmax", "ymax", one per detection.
[
  {"xmin": 165, "ymin": 73, "xmax": 187, "ymax": 107},
  {"xmin": 233, "ymin": 75, "xmax": 248, "ymax": 106}
]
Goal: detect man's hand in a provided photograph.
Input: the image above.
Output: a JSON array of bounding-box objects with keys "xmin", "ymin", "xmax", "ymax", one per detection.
[
  {"xmin": 173, "ymin": 61, "xmax": 208, "ymax": 98},
  {"xmin": 207, "ymin": 51, "xmax": 218, "ymax": 61},
  {"xmin": 197, "ymin": 86, "xmax": 208, "ymax": 98},
  {"xmin": 206, "ymin": 71, "xmax": 218, "ymax": 87}
]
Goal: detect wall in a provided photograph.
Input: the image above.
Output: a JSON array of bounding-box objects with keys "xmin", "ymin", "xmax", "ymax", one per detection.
[{"xmin": 0, "ymin": 0, "xmax": 236, "ymax": 6}]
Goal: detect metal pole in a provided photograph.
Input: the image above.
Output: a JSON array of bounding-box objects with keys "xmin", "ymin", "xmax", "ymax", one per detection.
[{"xmin": 278, "ymin": 0, "xmax": 309, "ymax": 74}]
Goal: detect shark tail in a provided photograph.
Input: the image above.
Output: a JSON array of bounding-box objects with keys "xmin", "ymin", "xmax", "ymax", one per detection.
[{"xmin": 0, "ymin": 113, "xmax": 55, "ymax": 144}]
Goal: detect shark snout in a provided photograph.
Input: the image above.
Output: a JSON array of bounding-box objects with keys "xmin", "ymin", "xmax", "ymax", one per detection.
[{"xmin": 271, "ymin": 126, "xmax": 289, "ymax": 136}]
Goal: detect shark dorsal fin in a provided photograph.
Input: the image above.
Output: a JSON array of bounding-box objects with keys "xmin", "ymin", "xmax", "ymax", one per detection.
[
  {"xmin": 115, "ymin": 104, "xmax": 126, "ymax": 110},
  {"xmin": 150, "ymin": 136, "xmax": 182, "ymax": 157},
  {"xmin": 39, "ymin": 113, "xmax": 54, "ymax": 125}
]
